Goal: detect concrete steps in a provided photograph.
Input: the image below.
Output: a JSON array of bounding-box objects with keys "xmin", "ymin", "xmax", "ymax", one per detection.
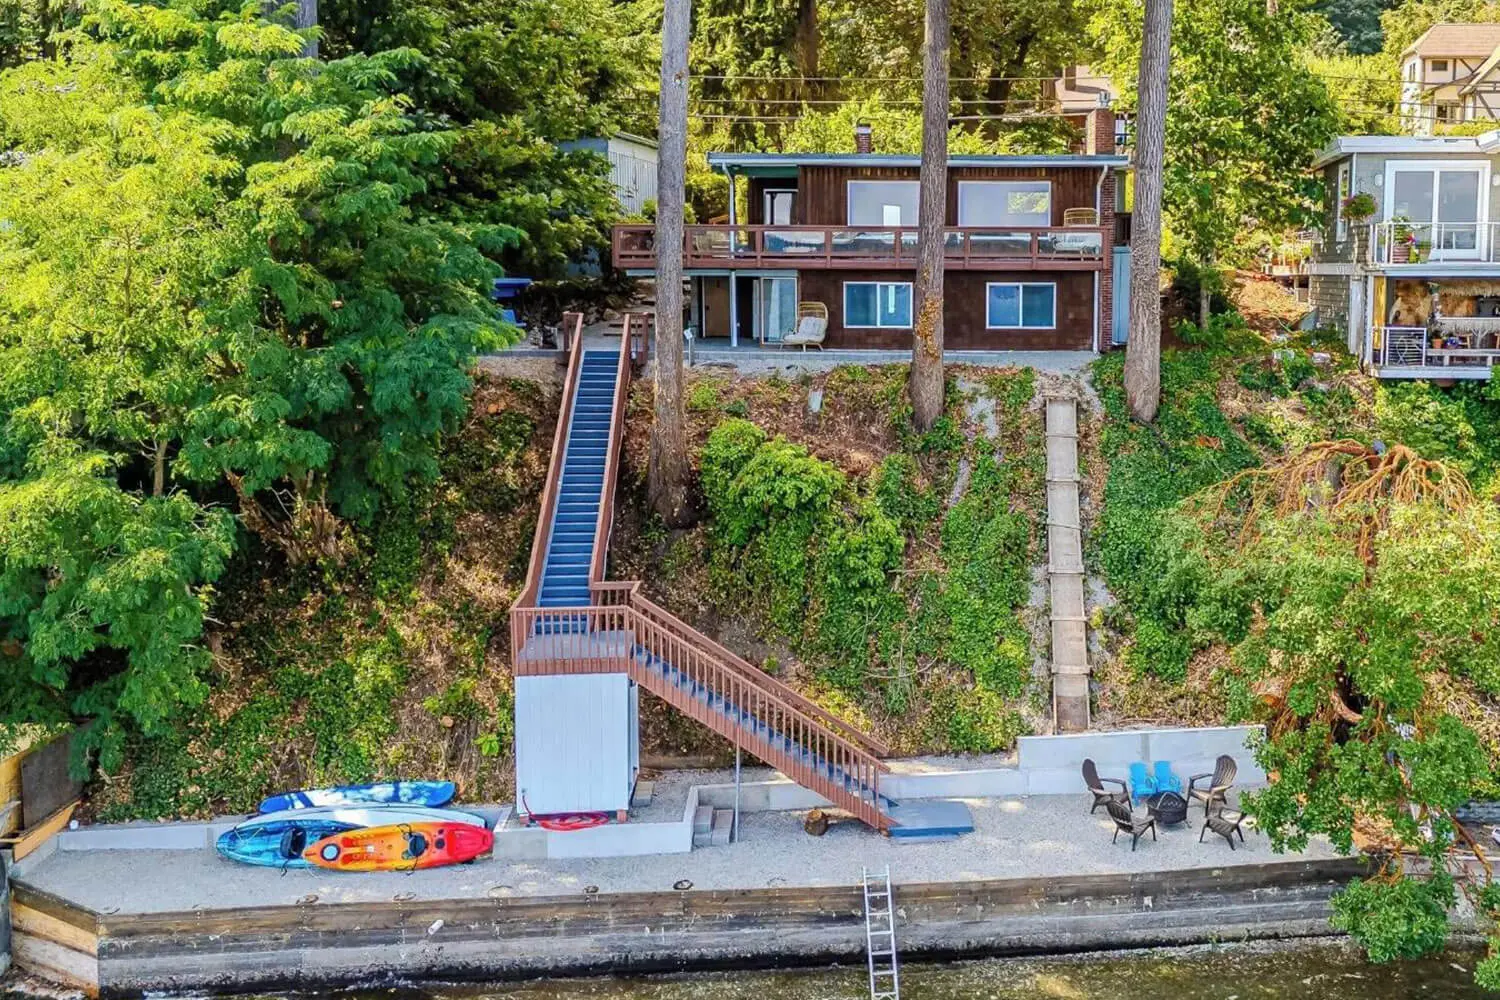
[{"xmin": 692, "ymin": 806, "xmax": 734, "ymax": 847}]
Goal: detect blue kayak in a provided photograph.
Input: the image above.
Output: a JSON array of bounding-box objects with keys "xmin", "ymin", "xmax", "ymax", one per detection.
[
  {"xmin": 258, "ymin": 780, "xmax": 457, "ymax": 814},
  {"xmin": 217, "ymin": 816, "xmax": 361, "ymax": 867}
]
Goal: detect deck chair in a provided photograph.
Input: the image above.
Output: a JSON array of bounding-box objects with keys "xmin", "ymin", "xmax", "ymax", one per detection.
[
  {"xmin": 1106, "ymin": 798, "xmax": 1156, "ymax": 851},
  {"xmin": 1082, "ymin": 758, "xmax": 1129, "ymax": 814},
  {"xmin": 1200, "ymin": 805, "xmax": 1247, "ymax": 849},
  {"xmin": 1188, "ymin": 755, "xmax": 1238, "ymax": 817},
  {"xmin": 781, "ymin": 301, "xmax": 827, "ymax": 351},
  {"xmin": 1153, "ymin": 760, "xmax": 1182, "ymax": 795},
  {"xmin": 1128, "ymin": 761, "xmax": 1157, "ymax": 803}
]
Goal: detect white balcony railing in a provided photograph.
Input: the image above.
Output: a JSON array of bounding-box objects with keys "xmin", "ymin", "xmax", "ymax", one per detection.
[
  {"xmin": 1366, "ymin": 221, "xmax": 1500, "ymax": 265},
  {"xmin": 1372, "ymin": 325, "xmax": 1500, "ymax": 373}
]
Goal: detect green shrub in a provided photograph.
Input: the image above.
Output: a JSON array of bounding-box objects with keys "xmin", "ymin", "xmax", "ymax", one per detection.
[
  {"xmin": 687, "ymin": 378, "xmax": 725, "ymax": 413},
  {"xmin": 932, "ymin": 686, "xmax": 1029, "ymax": 752},
  {"xmin": 871, "ymin": 454, "xmax": 939, "ymax": 534}
]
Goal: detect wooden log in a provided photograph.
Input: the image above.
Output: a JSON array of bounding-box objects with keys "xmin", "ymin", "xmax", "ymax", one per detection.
[{"xmin": 803, "ymin": 809, "xmax": 829, "ymax": 837}]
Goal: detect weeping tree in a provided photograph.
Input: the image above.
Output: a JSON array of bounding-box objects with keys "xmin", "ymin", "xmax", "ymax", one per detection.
[{"xmin": 1141, "ymin": 440, "xmax": 1500, "ymax": 987}]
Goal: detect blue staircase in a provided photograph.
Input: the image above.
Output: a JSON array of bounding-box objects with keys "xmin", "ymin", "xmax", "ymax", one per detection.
[{"xmin": 538, "ymin": 350, "xmax": 621, "ymax": 609}]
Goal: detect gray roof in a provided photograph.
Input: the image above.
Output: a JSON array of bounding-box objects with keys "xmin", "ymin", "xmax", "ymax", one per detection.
[{"xmin": 1310, "ymin": 133, "xmax": 1500, "ymax": 168}]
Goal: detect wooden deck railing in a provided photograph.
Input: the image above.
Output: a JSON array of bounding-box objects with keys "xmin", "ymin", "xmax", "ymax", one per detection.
[
  {"xmin": 612, "ymin": 223, "xmax": 1107, "ymax": 271},
  {"xmin": 509, "ymin": 311, "xmax": 893, "ymax": 831}
]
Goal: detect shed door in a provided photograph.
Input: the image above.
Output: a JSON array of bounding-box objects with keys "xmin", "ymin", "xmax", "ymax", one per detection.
[{"xmin": 1111, "ymin": 246, "xmax": 1131, "ymax": 345}]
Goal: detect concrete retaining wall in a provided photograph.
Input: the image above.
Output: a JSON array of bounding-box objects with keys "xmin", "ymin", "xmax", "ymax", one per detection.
[
  {"xmin": 1018, "ymin": 725, "xmax": 1265, "ymax": 794},
  {"xmin": 11, "ymin": 857, "xmax": 1368, "ymax": 997}
]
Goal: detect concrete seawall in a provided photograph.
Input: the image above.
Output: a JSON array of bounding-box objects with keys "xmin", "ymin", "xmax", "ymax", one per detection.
[{"xmin": 11, "ymin": 857, "xmax": 1370, "ymax": 997}]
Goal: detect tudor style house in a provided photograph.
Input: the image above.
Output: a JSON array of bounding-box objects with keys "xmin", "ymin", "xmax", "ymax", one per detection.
[
  {"xmin": 611, "ymin": 108, "xmax": 1130, "ymax": 353},
  {"xmin": 1399, "ymin": 23, "xmax": 1500, "ymax": 134},
  {"xmin": 1309, "ymin": 133, "xmax": 1500, "ymax": 379}
]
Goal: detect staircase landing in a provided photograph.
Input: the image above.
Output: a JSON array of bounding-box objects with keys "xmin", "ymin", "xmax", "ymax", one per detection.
[{"xmin": 884, "ymin": 799, "xmax": 975, "ymax": 840}]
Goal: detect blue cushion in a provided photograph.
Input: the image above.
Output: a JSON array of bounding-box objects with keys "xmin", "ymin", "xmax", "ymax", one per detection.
[{"xmin": 1128, "ymin": 761, "xmax": 1157, "ymax": 802}]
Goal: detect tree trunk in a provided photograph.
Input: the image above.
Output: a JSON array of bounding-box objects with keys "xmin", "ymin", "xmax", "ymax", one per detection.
[
  {"xmin": 298, "ymin": 0, "xmax": 318, "ymax": 58},
  {"xmin": 1124, "ymin": 0, "xmax": 1173, "ymax": 424},
  {"xmin": 152, "ymin": 438, "xmax": 167, "ymax": 497},
  {"xmin": 796, "ymin": 0, "xmax": 819, "ymax": 85},
  {"xmin": 1198, "ymin": 254, "xmax": 1212, "ymax": 331},
  {"xmin": 910, "ymin": 0, "xmax": 949, "ymax": 433},
  {"xmin": 648, "ymin": 0, "xmax": 693, "ymax": 526}
]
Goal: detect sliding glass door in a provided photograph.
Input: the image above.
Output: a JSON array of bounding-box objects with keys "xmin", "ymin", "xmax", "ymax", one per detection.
[
  {"xmin": 1387, "ymin": 162, "xmax": 1488, "ymax": 259},
  {"xmin": 753, "ymin": 277, "xmax": 797, "ymax": 344}
]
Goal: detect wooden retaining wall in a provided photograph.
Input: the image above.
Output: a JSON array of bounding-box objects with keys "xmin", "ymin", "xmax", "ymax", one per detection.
[
  {"xmin": 9, "ymin": 884, "xmax": 100, "ymax": 995},
  {"xmin": 10, "ymin": 857, "xmax": 1372, "ymax": 997}
]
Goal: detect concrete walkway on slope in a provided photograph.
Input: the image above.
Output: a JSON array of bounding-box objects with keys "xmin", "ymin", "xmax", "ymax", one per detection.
[{"xmin": 1046, "ymin": 396, "xmax": 1090, "ymax": 730}]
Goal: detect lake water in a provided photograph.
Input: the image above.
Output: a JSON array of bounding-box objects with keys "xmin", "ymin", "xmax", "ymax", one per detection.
[{"xmin": 279, "ymin": 942, "xmax": 1487, "ymax": 1000}]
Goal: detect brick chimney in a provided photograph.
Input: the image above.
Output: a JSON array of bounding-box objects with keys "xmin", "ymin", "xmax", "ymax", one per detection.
[
  {"xmin": 854, "ymin": 120, "xmax": 873, "ymax": 154},
  {"xmin": 1085, "ymin": 104, "xmax": 1115, "ymax": 157}
]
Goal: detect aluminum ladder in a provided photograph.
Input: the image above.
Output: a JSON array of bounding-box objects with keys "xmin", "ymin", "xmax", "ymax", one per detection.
[{"xmin": 862, "ymin": 866, "xmax": 900, "ymax": 1000}]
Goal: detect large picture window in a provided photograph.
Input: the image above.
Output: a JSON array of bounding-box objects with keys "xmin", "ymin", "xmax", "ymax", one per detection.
[
  {"xmin": 844, "ymin": 282, "xmax": 913, "ymax": 328},
  {"xmin": 847, "ymin": 181, "xmax": 919, "ymax": 226},
  {"xmin": 958, "ymin": 181, "xmax": 1052, "ymax": 227},
  {"xmin": 986, "ymin": 282, "xmax": 1056, "ymax": 329}
]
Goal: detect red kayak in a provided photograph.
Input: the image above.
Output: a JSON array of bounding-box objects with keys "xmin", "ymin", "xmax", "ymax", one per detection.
[{"xmin": 303, "ymin": 822, "xmax": 492, "ymax": 871}]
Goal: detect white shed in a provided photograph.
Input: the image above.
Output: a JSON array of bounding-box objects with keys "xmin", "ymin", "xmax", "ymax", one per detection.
[
  {"xmin": 514, "ymin": 673, "xmax": 639, "ymax": 817},
  {"xmin": 560, "ymin": 132, "xmax": 659, "ymax": 215}
]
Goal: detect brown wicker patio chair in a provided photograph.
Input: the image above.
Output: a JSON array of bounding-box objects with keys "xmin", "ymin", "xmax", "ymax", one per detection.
[
  {"xmin": 1106, "ymin": 798, "xmax": 1156, "ymax": 851},
  {"xmin": 1188, "ymin": 754, "xmax": 1238, "ymax": 817},
  {"xmin": 1083, "ymin": 758, "xmax": 1129, "ymax": 814}
]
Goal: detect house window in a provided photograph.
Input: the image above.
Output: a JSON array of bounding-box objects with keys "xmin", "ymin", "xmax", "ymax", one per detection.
[
  {"xmin": 986, "ymin": 282, "xmax": 1056, "ymax": 329},
  {"xmin": 1335, "ymin": 161, "xmax": 1351, "ymax": 242},
  {"xmin": 1431, "ymin": 59, "xmax": 1450, "ymax": 73},
  {"xmin": 844, "ymin": 282, "xmax": 913, "ymax": 328},
  {"xmin": 764, "ymin": 189, "xmax": 796, "ymax": 225},
  {"xmin": 957, "ymin": 181, "xmax": 1053, "ymax": 226},
  {"xmin": 847, "ymin": 181, "xmax": 919, "ymax": 226},
  {"xmin": 1435, "ymin": 102, "xmax": 1460, "ymax": 123}
]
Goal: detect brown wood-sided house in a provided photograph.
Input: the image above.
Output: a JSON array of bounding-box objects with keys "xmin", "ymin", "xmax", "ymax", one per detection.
[{"xmin": 612, "ymin": 108, "xmax": 1130, "ymax": 353}]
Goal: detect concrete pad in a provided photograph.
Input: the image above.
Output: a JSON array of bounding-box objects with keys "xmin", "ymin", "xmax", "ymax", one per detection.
[
  {"xmin": 14, "ymin": 791, "xmax": 1336, "ymax": 915},
  {"xmin": 1051, "ymin": 619, "xmax": 1088, "ymax": 666},
  {"xmin": 1049, "ymin": 581, "xmax": 1085, "ymax": 621},
  {"xmin": 1044, "ymin": 398, "xmax": 1078, "ymax": 435}
]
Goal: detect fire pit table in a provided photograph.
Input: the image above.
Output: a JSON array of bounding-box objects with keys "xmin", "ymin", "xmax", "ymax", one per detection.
[{"xmin": 1145, "ymin": 791, "xmax": 1190, "ymax": 828}]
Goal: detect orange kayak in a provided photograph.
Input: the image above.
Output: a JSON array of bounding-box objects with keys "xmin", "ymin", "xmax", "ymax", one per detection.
[{"xmin": 303, "ymin": 822, "xmax": 492, "ymax": 872}]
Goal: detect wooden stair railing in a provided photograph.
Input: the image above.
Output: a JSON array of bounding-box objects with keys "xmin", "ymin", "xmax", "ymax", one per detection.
[{"xmin": 510, "ymin": 313, "xmax": 893, "ymax": 832}]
